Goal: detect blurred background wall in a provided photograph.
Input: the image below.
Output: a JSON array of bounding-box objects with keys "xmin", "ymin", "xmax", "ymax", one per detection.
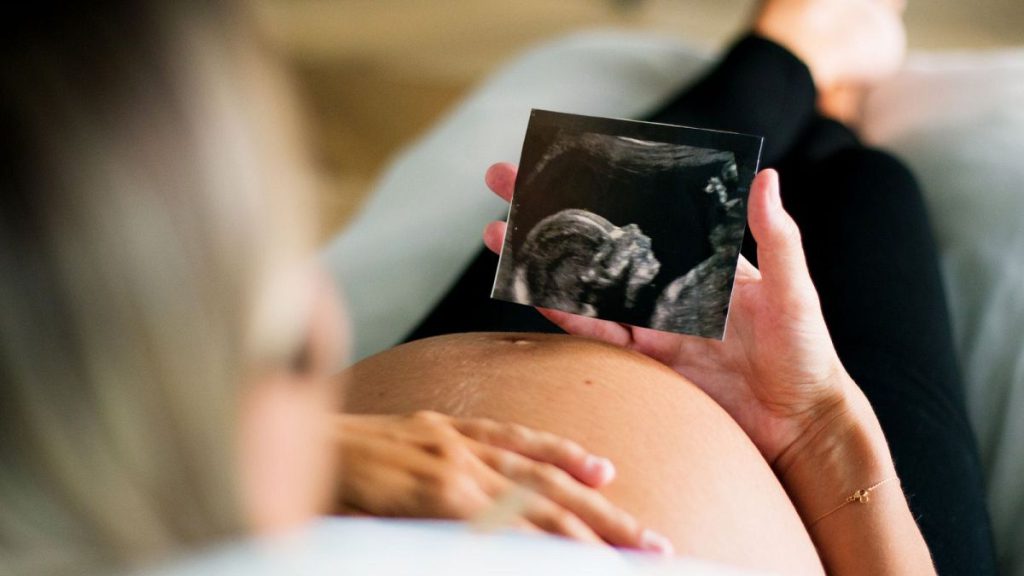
[{"xmin": 253, "ymin": 0, "xmax": 1024, "ymax": 239}]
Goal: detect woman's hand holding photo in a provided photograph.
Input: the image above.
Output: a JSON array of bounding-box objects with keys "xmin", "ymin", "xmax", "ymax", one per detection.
[
  {"xmin": 484, "ymin": 164, "xmax": 849, "ymax": 467},
  {"xmin": 484, "ymin": 163, "xmax": 935, "ymax": 574}
]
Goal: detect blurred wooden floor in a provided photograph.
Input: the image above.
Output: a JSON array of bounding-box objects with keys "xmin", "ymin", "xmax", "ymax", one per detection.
[{"xmin": 253, "ymin": 0, "xmax": 1024, "ymax": 239}]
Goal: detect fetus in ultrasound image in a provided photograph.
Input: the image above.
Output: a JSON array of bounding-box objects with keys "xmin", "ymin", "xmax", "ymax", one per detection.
[{"xmin": 509, "ymin": 208, "xmax": 660, "ymax": 318}]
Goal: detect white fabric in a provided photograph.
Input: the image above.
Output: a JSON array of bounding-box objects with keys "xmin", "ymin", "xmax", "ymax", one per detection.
[
  {"xmin": 321, "ymin": 31, "xmax": 1024, "ymax": 574},
  {"xmin": 147, "ymin": 518, "xmax": 758, "ymax": 576}
]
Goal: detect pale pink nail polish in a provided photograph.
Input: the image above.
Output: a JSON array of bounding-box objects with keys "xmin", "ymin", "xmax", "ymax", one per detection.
[
  {"xmin": 641, "ymin": 529, "xmax": 675, "ymax": 556},
  {"xmin": 766, "ymin": 170, "xmax": 781, "ymax": 206},
  {"xmin": 584, "ymin": 455, "xmax": 616, "ymax": 484}
]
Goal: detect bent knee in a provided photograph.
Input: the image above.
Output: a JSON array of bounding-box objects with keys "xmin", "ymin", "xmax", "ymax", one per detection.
[{"xmin": 822, "ymin": 147, "xmax": 925, "ymax": 210}]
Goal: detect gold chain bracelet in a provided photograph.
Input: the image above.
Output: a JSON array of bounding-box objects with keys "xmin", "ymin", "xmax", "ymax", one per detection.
[{"xmin": 809, "ymin": 476, "xmax": 900, "ymax": 527}]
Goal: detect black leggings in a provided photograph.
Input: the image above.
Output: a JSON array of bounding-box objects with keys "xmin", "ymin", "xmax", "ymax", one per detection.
[{"xmin": 407, "ymin": 36, "xmax": 996, "ymax": 575}]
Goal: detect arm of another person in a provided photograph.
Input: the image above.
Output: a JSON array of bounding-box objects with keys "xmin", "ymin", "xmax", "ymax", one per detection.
[
  {"xmin": 483, "ymin": 164, "xmax": 934, "ymax": 575},
  {"xmin": 332, "ymin": 410, "xmax": 672, "ymax": 554}
]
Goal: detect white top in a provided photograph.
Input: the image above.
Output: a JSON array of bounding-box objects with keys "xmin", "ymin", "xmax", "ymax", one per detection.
[{"xmin": 145, "ymin": 517, "xmax": 761, "ymax": 576}]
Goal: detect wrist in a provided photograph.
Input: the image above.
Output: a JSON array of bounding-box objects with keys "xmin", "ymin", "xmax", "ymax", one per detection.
[{"xmin": 775, "ymin": 376, "xmax": 897, "ymax": 523}]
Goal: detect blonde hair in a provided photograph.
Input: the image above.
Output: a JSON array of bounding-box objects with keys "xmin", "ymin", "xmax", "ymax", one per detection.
[{"xmin": 0, "ymin": 2, "xmax": 316, "ymax": 574}]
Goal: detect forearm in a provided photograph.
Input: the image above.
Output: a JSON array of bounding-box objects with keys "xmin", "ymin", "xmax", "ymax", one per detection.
[{"xmin": 777, "ymin": 376, "xmax": 935, "ymax": 575}]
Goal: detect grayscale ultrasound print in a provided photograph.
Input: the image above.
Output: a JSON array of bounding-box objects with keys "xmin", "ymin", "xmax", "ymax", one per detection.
[{"xmin": 491, "ymin": 110, "xmax": 763, "ymax": 339}]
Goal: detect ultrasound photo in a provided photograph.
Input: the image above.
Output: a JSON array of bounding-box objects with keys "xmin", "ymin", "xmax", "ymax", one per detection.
[{"xmin": 491, "ymin": 110, "xmax": 763, "ymax": 339}]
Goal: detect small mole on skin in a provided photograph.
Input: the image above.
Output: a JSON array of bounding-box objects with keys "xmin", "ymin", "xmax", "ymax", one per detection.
[{"xmin": 583, "ymin": 379, "xmax": 593, "ymax": 386}]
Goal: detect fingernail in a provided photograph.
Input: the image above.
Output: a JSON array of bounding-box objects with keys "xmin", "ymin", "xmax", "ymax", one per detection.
[
  {"xmin": 583, "ymin": 455, "xmax": 615, "ymax": 484},
  {"xmin": 767, "ymin": 170, "xmax": 781, "ymax": 207},
  {"xmin": 641, "ymin": 529, "xmax": 674, "ymax": 556}
]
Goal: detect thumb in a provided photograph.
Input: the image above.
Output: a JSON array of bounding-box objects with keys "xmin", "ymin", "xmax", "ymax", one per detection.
[{"xmin": 746, "ymin": 169, "xmax": 816, "ymax": 299}]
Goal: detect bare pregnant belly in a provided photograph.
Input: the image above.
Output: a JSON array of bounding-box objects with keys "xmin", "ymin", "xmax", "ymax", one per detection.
[{"xmin": 342, "ymin": 332, "xmax": 822, "ymax": 574}]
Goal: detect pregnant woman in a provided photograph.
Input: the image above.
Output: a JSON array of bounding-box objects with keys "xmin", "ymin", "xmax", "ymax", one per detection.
[
  {"xmin": 347, "ymin": 0, "xmax": 997, "ymax": 574},
  {"xmin": 1, "ymin": 0, "xmax": 994, "ymax": 575}
]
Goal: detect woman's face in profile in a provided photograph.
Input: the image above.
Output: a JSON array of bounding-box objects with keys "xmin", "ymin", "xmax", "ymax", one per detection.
[{"xmin": 239, "ymin": 272, "xmax": 349, "ymax": 534}]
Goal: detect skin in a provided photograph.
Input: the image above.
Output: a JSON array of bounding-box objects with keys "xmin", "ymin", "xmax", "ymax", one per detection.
[
  {"xmin": 239, "ymin": 272, "xmax": 347, "ymax": 534},
  {"xmin": 243, "ymin": 2, "xmax": 932, "ymax": 571},
  {"xmin": 238, "ymin": 273, "xmax": 667, "ymax": 552},
  {"xmin": 330, "ymin": 410, "xmax": 670, "ymax": 551},
  {"xmin": 244, "ymin": 168, "xmax": 935, "ymax": 573},
  {"xmin": 752, "ymin": 0, "xmax": 908, "ymax": 123},
  {"xmin": 343, "ymin": 333, "xmax": 825, "ymax": 574},
  {"xmin": 479, "ymin": 166, "xmax": 935, "ymax": 574},
  {"xmin": 753, "ymin": 0, "xmax": 907, "ymax": 91}
]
